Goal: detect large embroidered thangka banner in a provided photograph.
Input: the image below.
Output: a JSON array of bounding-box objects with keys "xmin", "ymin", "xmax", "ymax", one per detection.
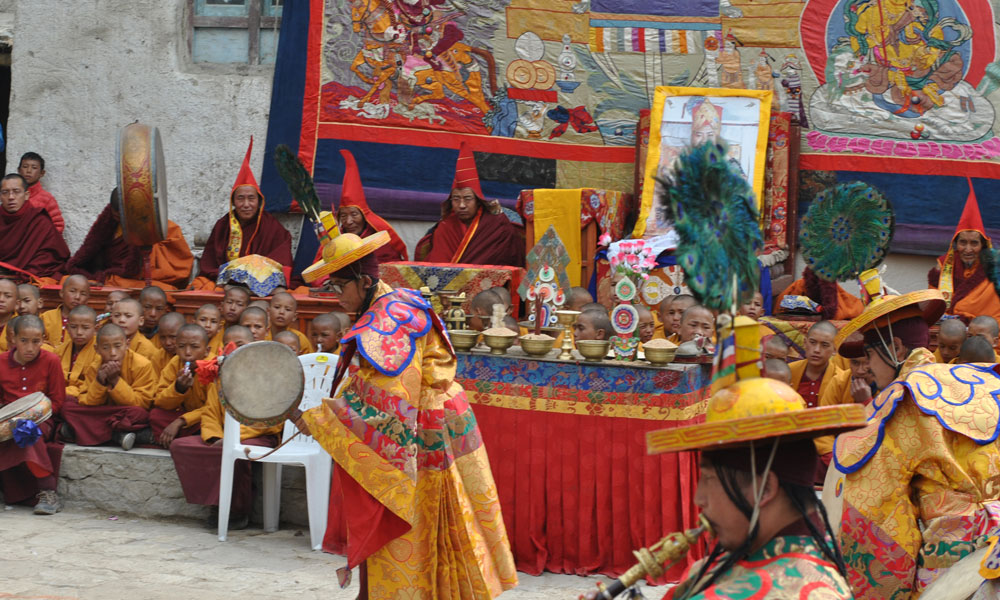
[{"xmin": 262, "ymin": 0, "xmax": 1000, "ymax": 257}]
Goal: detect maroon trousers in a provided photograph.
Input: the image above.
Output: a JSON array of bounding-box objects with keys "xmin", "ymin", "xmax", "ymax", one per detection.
[
  {"xmin": 0, "ymin": 420, "xmax": 63, "ymax": 504},
  {"xmin": 169, "ymin": 435, "xmax": 277, "ymax": 514},
  {"xmin": 62, "ymin": 398, "xmax": 149, "ymax": 446},
  {"xmin": 149, "ymin": 407, "xmax": 200, "ymax": 440}
]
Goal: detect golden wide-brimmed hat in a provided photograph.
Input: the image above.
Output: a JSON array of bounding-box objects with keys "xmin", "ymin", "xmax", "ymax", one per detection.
[
  {"xmin": 646, "ymin": 377, "xmax": 867, "ymax": 455},
  {"xmin": 302, "ymin": 230, "xmax": 389, "ymax": 284}
]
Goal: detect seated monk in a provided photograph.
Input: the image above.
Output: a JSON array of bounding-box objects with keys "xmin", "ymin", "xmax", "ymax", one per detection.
[
  {"xmin": 414, "ymin": 142, "xmax": 524, "ymax": 267},
  {"xmin": 928, "ymin": 178, "xmax": 1000, "ymax": 322},
  {"xmin": 773, "ymin": 267, "xmax": 863, "ymax": 320},
  {"xmin": 0, "ymin": 174, "xmax": 69, "ymax": 284},
  {"xmin": 65, "ymin": 189, "xmax": 194, "ymax": 290},
  {"xmin": 310, "ymin": 150, "xmax": 408, "ymax": 277},
  {"xmin": 192, "ymin": 138, "xmax": 293, "ymax": 290}
]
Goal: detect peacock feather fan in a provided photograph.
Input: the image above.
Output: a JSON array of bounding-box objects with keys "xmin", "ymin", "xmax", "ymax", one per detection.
[
  {"xmin": 658, "ymin": 141, "xmax": 762, "ymax": 311},
  {"xmin": 799, "ymin": 181, "xmax": 894, "ymax": 282},
  {"xmin": 274, "ymin": 144, "xmax": 322, "ymax": 224}
]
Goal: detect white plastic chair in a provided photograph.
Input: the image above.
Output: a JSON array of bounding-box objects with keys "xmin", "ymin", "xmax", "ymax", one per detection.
[{"xmin": 218, "ymin": 352, "xmax": 339, "ymax": 550}]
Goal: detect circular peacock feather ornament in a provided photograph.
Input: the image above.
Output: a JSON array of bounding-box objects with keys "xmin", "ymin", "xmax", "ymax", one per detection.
[
  {"xmin": 658, "ymin": 141, "xmax": 762, "ymax": 311},
  {"xmin": 799, "ymin": 181, "xmax": 894, "ymax": 282}
]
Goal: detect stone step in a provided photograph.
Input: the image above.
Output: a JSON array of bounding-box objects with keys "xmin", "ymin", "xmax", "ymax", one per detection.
[{"xmin": 55, "ymin": 443, "xmax": 313, "ymax": 527}]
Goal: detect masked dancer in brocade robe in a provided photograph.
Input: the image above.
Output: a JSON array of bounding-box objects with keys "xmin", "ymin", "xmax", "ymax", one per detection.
[
  {"xmin": 291, "ymin": 230, "xmax": 517, "ymax": 599},
  {"xmin": 192, "ymin": 138, "xmax": 293, "ymax": 290},
  {"xmin": 928, "ymin": 178, "xmax": 1000, "ymax": 322},
  {"xmin": 414, "ymin": 142, "xmax": 524, "ymax": 267},
  {"xmin": 829, "ymin": 270, "xmax": 1000, "ymax": 599}
]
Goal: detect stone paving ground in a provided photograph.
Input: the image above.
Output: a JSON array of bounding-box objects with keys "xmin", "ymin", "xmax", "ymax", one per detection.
[{"xmin": 0, "ymin": 505, "xmax": 669, "ymax": 600}]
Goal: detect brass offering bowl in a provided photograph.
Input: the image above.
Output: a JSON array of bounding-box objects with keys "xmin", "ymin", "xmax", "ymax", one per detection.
[
  {"xmin": 518, "ymin": 321, "xmax": 563, "ymax": 338},
  {"xmin": 519, "ymin": 334, "xmax": 556, "ymax": 357},
  {"xmin": 643, "ymin": 345, "xmax": 677, "ymax": 366},
  {"xmin": 576, "ymin": 340, "xmax": 610, "ymax": 362},
  {"xmin": 449, "ymin": 329, "xmax": 480, "ymax": 352},
  {"xmin": 483, "ymin": 332, "xmax": 517, "ymax": 355}
]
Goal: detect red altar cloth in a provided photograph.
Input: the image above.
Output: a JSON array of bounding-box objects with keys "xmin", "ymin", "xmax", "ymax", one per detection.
[{"xmin": 323, "ymin": 352, "xmax": 708, "ymax": 582}]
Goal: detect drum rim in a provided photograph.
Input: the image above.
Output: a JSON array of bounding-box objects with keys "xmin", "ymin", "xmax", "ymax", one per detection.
[
  {"xmin": 0, "ymin": 392, "xmax": 52, "ymax": 442},
  {"xmin": 116, "ymin": 122, "xmax": 168, "ymax": 247},
  {"xmin": 218, "ymin": 341, "xmax": 305, "ymax": 428}
]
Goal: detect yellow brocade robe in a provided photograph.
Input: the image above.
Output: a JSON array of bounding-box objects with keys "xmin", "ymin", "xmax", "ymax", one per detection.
[
  {"xmin": 302, "ymin": 282, "xmax": 517, "ymax": 599},
  {"xmin": 833, "ymin": 348, "xmax": 1000, "ymax": 599}
]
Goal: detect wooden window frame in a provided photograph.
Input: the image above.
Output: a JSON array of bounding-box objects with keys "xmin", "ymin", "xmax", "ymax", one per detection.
[{"xmin": 187, "ymin": 0, "xmax": 282, "ymax": 65}]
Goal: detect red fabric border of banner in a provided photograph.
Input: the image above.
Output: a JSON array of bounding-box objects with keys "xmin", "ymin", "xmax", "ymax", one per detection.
[
  {"xmin": 799, "ymin": 153, "xmax": 1000, "ymax": 177},
  {"xmin": 298, "ymin": 0, "xmax": 325, "ymax": 170}
]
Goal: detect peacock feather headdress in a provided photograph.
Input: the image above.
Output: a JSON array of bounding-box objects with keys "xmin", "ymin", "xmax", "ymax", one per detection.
[
  {"xmin": 275, "ymin": 144, "xmax": 338, "ymax": 245},
  {"xmin": 799, "ymin": 181, "xmax": 894, "ymax": 282},
  {"xmin": 658, "ymin": 141, "xmax": 762, "ymax": 312}
]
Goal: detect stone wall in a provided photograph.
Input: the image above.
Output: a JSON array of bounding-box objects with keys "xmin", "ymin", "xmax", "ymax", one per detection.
[
  {"xmin": 55, "ymin": 444, "xmax": 313, "ymax": 528},
  {"xmin": 5, "ymin": 0, "xmax": 279, "ymax": 254}
]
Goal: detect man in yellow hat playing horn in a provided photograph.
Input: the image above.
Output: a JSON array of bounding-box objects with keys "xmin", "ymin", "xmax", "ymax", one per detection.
[
  {"xmin": 828, "ymin": 271, "xmax": 1000, "ymax": 599},
  {"xmin": 290, "ymin": 231, "xmax": 517, "ymax": 599},
  {"xmin": 582, "ymin": 347, "xmax": 866, "ymax": 599}
]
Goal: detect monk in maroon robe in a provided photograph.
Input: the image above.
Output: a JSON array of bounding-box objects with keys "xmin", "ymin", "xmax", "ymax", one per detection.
[
  {"xmin": 0, "ymin": 174, "xmax": 69, "ymax": 283},
  {"xmin": 192, "ymin": 138, "xmax": 293, "ymax": 290},
  {"xmin": 414, "ymin": 143, "xmax": 524, "ymax": 267}
]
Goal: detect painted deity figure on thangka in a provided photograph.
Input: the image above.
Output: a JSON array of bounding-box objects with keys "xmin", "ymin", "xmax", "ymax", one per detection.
[{"xmin": 803, "ymin": 0, "xmax": 995, "ymax": 149}]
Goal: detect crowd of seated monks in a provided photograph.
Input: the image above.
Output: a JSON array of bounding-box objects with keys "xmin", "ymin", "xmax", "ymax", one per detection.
[
  {"xmin": 0, "ymin": 275, "xmax": 351, "ymax": 520},
  {"xmin": 0, "ymin": 140, "xmax": 524, "ymax": 293}
]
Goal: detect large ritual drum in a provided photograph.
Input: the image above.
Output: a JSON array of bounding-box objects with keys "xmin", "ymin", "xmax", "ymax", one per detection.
[
  {"xmin": 0, "ymin": 392, "xmax": 52, "ymax": 442},
  {"xmin": 115, "ymin": 123, "xmax": 168, "ymax": 247},
  {"xmin": 218, "ymin": 341, "xmax": 305, "ymax": 429}
]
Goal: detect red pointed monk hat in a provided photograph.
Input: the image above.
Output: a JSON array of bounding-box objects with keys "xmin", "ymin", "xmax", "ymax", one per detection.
[
  {"xmin": 231, "ymin": 136, "xmax": 265, "ymax": 207},
  {"xmin": 452, "ymin": 141, "xmax": 484, "ymax": 199},
  {"xmin": 953, "ymin": 176, "xmax": 990, "ymax": 247},
  {"xmin": 339, "ymin": 150, "xmax": 408, "ymax": 260}
]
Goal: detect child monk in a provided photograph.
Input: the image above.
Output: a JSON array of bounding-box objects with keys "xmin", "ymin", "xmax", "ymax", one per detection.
[
  {"xmin": 151, "ymin": 312, "xmax": 186, "ymax": 372},
  {"xmin": 636, "ymin": 305, "xmax": 656, "ymax": 344},
  {"xmin": 0, "ymin": 278, "xmax": 17, "ymax": 352},
  {"xmin": 332, "ymin": 311, "xmax": 352, "ymax": 335},
  {"xmin": 763, "ymin": 358, "xmax": 792, "ymax": 385},
  {"xmin": 40, "ymin": 274, "xmax": 91, "ymax": 347},
  {"xmin": 968, "ymin": 315, "xmax": 999, "ymax": 351},
  {"xmin": 16, "ymin": 283, "xmax": 42, "ymax": 316},
  {"xmin": 467, "ymin": 289, "xmax": 502, "ymax": 332},
  {"xmin": 239, "ymin": 306, "xmax": 269, "ymax": 342},
  {"xmin": 677, "ymin": 305, "xmax": 714, "ymax": 343},
  {"xmin": 152, "ymin": 324, "xmax": 212, "ymax": 447},
  {"xmin": 62, "ymin": 323, "xmax": 156, "ymax": 450},
  {"xmin": 138, "ymin": 286, "xmax": 170, "ymax": 346},
  {"xmin": 56, "ymin": 305, "xmax": 99, "ymax": 399},
  {"xmin": 104, "ymin": 290, "xmax": 130, "ymax": 315},
  {"xmin": 739, "ymin": 291, "xmax": 765, "ymax": 319},
  {"xmin": 168, "ymin": 325, "xmax": 282, "ymax": 529},
  {"xmin": 220, "ymin": 285, "xmax": 250, "ymax": 332},
  {"xmin": 195, "ymin": 304, "xmax": 223, "ymax": 355},
  {"xmin": 935, "ymin": 319, "xmax": 967, "ymax": 364},
  {"xmin": 958, "ymin": 335, "xmax": 996, "ymax": 364},
  {"xmin": 573, "ymin": 308, "xmax": 612, "ymax": 342},
  {"xmin": 762, "ymin": 335, "xmax": 789, "ymax": 362},
  {"xmin": 661, "ymin": 294, "xmax": 696, "ymax": 342},
  {"xmin": 111, "ymin": 298, "xmax": 159, "ymax": 364},
  {"xmin": 788, "ymin": 320, "xmax": 841, "ymax": 409},
  {"xmin": 273, "ymin": 330, "xmax": 302, "ymax": 355},
  {"xmin": 566, "ymin": 286, "xmax": 593, "ymax": 311},
  {"xmin": 267, "ymin": 291, "xmax": 312, "ymax": 353},
  {"xmin": 0, "ymin": 314, "xmax": 66, "ymax": 514},
  {"xmin": 309, "ymin": 313, "xmax": 341, "ymax": 353}
]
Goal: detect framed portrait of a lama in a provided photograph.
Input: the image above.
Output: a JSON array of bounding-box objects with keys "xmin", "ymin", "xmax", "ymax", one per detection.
[{"xmin": 634, "ymin": 86, "xmax": 773, "ymax": 239}]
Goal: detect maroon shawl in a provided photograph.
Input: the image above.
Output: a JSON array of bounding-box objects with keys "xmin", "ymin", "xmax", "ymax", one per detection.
[
  {"xmin": 65, "ymin": 203, "xmax": 143, "ymax": 283},
  {"xmin": 416, "ymin": 210, "xmax": 525, "ymax": 267},
  {"xmin": 198, "ymin": 210, "xmax": 293, "ymax": 280},
  {"xmin": 0, "ymin": 202, "xmax": 69, "ymax": 279}
]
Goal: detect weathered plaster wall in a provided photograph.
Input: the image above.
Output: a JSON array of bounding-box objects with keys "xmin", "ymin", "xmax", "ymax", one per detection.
[{"xmin": 5, "ymin": 0, "xmax": 289, "ymax": 257}]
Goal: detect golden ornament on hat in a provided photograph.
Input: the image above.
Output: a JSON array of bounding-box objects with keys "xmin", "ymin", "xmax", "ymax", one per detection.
[
  {"xmin": 302, "ymin": 230, "xmax": 390, "ymax": 284},
  {"xmin": 834, "ymin": 268, "xmax": 946, "ymax": 349}
]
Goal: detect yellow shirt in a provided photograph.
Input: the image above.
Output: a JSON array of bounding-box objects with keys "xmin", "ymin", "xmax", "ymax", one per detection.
[
  {"xmin": 40, "ymin": 306, "xmax": 68, "ymax": 347},
  {"xmin": 129, "ymin": 334, "xmax": 159, "ymax": 365},
  {"xmin": 265, "ymin": 327, "xmax": 314, "ymax": 354},
  {"xmin": 78, "ymin": 349, "xmax": 156, "ymax": 409},
  {"xmin": 788, "ymin": 359, "xmax": 842, "ymax": 408},
  {"xmin": 153, "ymin": 355, "xmax": 211, "ymax": 424},
  {"xmin": 55, "ymin": 337, "xmax": 99, "ymax": 398},
  {"xmin": 198, "ymin": 383, "xmax": 283, "ymax": 442}
]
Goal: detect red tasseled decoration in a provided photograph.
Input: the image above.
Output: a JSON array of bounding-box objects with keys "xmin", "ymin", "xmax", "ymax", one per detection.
[{"xmin": 195, "ymin": 342, "xmax": 238, "ymax": 385}]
